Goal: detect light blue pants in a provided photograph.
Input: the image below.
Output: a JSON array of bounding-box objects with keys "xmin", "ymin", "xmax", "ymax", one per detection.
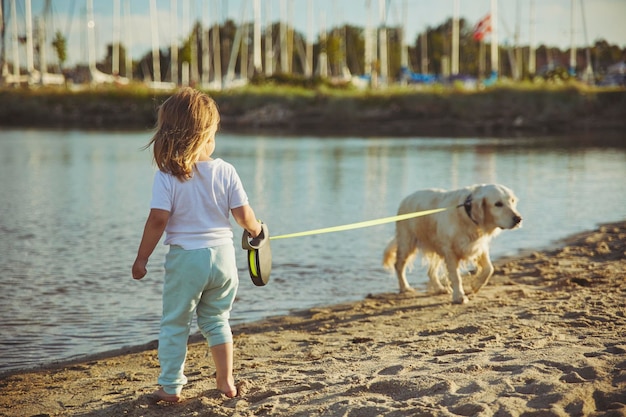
[{"xmin": 157, "ymin": 244, "xmax": 239, "ymax": 395}]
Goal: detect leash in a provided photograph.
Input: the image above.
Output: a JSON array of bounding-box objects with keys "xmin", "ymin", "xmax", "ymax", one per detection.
[
  {"xmin": 270, "ymin": 206, "xmax": 454, "ymax": 240},
  {"xmin": 244, "ymin": 205, "xmax": 459, "ymax": 287}
]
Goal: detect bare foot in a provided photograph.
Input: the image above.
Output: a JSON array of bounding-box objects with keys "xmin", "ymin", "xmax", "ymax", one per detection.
[
  {"xmin": 153, "ymin": 388, "xmax": 181, "ymax": 403},
  {"xmin": 217, "ymin": 377, "xmax": 237, "ymax": 398}
]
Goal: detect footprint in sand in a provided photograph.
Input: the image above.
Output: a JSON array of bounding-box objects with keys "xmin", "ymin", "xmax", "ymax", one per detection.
[{"xmin": 376, "ymin": 364, "xmax": 405, "ymax": 376}]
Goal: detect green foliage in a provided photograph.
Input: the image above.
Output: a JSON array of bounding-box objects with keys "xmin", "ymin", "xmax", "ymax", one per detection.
[
  {"xmin": 250, "ymin": 73, "xmax": 326, "ymax": 89},
  {"xmin": 52, "ymin": 31, "xmax": 67, "ymax": 68}
]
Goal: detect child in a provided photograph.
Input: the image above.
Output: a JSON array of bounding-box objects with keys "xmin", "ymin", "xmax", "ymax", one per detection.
[{"xmin": 132, "ymin": 87, "xmax": 262, "ymax": 402}]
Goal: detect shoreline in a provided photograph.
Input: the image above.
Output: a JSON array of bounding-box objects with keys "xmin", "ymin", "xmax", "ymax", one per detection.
[
  {"xmin": 0, "ymin": 220, "xmax": 612, "ymax": 379},
  {"xmin": 1, "ymin": 87, "xmax": 625, "ymax": 137},
  {"xmin": 1, "ymin": 220, "xmax": 624, "ymax": 416}
]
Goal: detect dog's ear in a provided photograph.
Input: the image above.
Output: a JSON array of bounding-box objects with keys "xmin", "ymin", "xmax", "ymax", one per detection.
[{"xmin": 471, "ymin": 196, "xmax": 486, "ymax": 225}]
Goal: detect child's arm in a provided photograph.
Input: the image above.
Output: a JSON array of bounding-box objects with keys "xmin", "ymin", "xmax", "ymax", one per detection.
[
  {"xmin": 132, "ymin": 209, "xmax": 170, "ymax": 280},
  {"xmin": 231, "ymin": 204, "xmax": 262, "ymax": 238}
]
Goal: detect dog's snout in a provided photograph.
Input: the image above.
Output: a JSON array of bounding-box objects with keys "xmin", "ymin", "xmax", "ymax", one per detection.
[{"xmin": 513, "ymin": 215, "xmax": 523, "ymax": 225}]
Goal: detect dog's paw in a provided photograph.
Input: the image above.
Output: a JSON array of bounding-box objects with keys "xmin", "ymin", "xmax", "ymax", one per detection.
[
  {"xmin": 452, "ymin": 294, "xmax": 469, "ymax": 304},
  {"xmin": 399, "ymin": 286, "xmax": 417, "ymax": 294},
  {"xmin": 470, "ymin": 283, "xmax": 484, "ymax": 294},
  {"xmin": 428, "ymin": 284, "xmax": 451, "ymax": 295}
]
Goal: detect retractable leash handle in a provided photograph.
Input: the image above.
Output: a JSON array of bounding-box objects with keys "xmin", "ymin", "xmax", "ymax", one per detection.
[
  {"xmin": 242, "ymin": 222, "xmax": 272, "ymax": 286},
  {"xmin": 241, "ymin": 222, "xmax": 269, "ymax": 250}
]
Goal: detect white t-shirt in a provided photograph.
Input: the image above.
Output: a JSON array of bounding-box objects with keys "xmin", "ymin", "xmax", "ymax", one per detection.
[{"xmin": 150, "ymin": 158, "xmax": 249, "ymax": 250}]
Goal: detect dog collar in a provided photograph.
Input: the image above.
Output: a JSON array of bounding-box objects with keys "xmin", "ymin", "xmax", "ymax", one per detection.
[{"xmin": 458, "ymin": 195, "xmax": 479, "ymax": 225}]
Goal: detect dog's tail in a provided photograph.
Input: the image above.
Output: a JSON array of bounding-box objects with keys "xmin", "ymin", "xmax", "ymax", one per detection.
[{"xmin": 382, "ymin": 237, "xmax": 398, "ymax": 270}]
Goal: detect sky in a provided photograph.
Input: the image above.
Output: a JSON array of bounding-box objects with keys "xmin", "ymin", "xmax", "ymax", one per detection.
[{"xmin": 4, "ymin": 0, "xmax": 626, "ymax": 67}]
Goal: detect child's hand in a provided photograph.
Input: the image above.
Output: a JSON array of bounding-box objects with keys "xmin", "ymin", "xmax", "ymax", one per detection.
[{"xmin": 132, "ymin": 258, "xmax": 148, "ymax": 280}]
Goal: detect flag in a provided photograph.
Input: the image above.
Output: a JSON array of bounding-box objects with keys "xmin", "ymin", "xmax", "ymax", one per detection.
[{"xmin": 473, "ymin": 14, "xmax": 492, "ymax": 41}]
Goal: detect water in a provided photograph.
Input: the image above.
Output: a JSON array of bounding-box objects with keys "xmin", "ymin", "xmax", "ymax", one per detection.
[{"xmin": 1, "ymin": 129, "xmax": 625, "ymax": 373}]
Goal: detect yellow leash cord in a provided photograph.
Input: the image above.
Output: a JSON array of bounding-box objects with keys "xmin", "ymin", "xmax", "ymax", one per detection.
[{"xmin": 270, "ymin": 206, "xmax": 453, "ymax": 240}]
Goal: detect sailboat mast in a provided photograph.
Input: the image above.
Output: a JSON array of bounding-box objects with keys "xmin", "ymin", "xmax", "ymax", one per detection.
[
  {"xmin": 253, "ymin": 0, "xmax": 261, "ymax": 74},
  {"xmin": 264, "ymin": 0, "xmax": 272, "ymax": 76},
  {"xmin": 569, "ymin": 0, "xmax": 576, "ymax": 76},
  {"xmin": 364, "ymin": 0, "xmax": 372, "ymax": 77},
  {"xmin": 124, "ymin": 0, "xmax": 132, "ymax": 80},
  {"xmin": 225, "ymin": 1, "xmax": 246, "ymax": 85},
  {"xmin": 170, "ymin": 0, "xmax": 178, "ymax": 84},
  {"xmin": 212, "ymin": 1, "xmax": 221, "ymax": 88},
  {"xmin": 305, "ymin": 0, "xmax": 312, "ymax": 77},
  {"xmin": 25, "ymin": 0, "xmax": 33, "ymax": 76},
  {"xmin": 378, "ymin": 0, "xmax": 387, "ymax": 85},
  {"xmin": 451, "ymin": 0, "xmax": 459, "ymax": 75},
  {"xmin": 240, "ymin": 6, "xmax": 248, "ymax": 80},
  {"xmin": 514, "ymin": 0, "xmax": 521, "ymax": 80},
  {"xmin": 490, "ymin": 0, "xmax": 498, "ymax": 78},
  {"xmin": 87, "ymin": 0, "xmax": 96, "ymax": 72},
  {"xmin": 400, "ymin": 0, "xmax": 408, "ymax": 70},
  {"xmin": 0, "ymin": 0, "xmax": 5, "ymax": 77},
  {"xmin": 182, "ymin": 0, "xmax": 188, "ymax": 85},
  {"xmin": 317, "ymin": 11, "xmax": 327, "ymax": 78},
  {"xmin": 39, "ymin": 1, "xmax": 48, "ymax": 80},
  {"xmin": 280, "ymin": 0, "xmax": 287, "ymax": 72},
  {"xmin": 190, "ymin": 0, "xmax": 198, "ymax": 85},
  {"xmin": 113, "ymin": 0, "xmax": 119, "ymax": 75},
  {"xmin": 201, "ymin": 0, "xmax": 209, "ymax": 86},
  {"xmin": 10, "ymin": 0, "xmax": 18, "ymax": 81},
  {"xmin": 287, "ymin": 0, "xmax": 293, "ymax": 74},
  {"xmin": 579, "ymin": 0, "xmax": 593, "ymax": 83},
  {"xmin": 528, "ymin": 0, "xmax": 536, "ymax": 76},
  {"xmin": 149, "ymin": 0, "xmax": 160, "ymax": 82}
]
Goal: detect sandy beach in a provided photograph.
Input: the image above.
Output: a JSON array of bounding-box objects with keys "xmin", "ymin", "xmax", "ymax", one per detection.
[{"xmin": 1, "ymin": 221, "xmax": 625, "ymax": 417}]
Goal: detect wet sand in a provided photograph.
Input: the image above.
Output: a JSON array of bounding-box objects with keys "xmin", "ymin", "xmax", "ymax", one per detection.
[{"xmin": 1, "ymin": 221, "xmax": 625, "ymax": 417}]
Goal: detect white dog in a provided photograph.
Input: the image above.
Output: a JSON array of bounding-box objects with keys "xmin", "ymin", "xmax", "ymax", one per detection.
[{"xmin": 383, "ymin": 184, "xmax": 522, "ymax": 304}]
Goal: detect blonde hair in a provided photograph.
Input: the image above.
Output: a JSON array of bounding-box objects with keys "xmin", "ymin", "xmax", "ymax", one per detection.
[{"xmin": 147, "ymin": 87, "xmax": 220, "ymax": 180}]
